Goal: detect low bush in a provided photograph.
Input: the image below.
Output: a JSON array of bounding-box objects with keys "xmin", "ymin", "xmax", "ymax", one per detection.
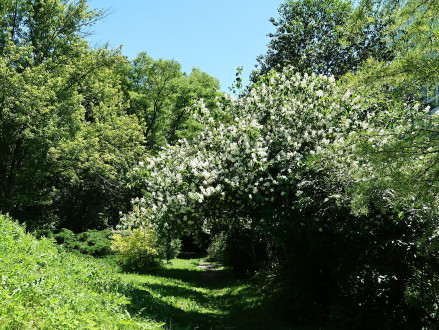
[
  {"xmin": 112, "ymin": 225, "xmax": 182, "ymax": 272},
  {"xmin": 53, "ymin": 228, "xmax": 76, "ymax": 249},
  {"xmin": 112, "ymin": 226, "xmax": 161, "ymax": 272},
  {"xmin": 206, "ymin": 232, "xmax": 228, "ymax": 263},
  {"xmin": 54, "ymin": 228, "xmax": 112, "ymax": 257},
  {"xmin": 159, "ymin": 236, "xmax": 182, "ymax": 262}
]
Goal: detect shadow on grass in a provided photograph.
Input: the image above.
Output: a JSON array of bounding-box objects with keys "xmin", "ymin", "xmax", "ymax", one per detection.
[
  {"xmin": 124, "ymin": 285, "xmax": 227, "ymax": 329},
  {"xmin": 149, "ymin": 267, "xmax": 239, "ymax": 290},
  {"xmin": 119, "ymin": 263, "xmax": 282, "ymax": 329},
  {"xmin": 140, "ymin": 282, "xmax": 212, "ymax": 307}
]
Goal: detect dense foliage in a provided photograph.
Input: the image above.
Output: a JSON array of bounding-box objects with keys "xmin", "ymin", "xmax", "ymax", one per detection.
[
  {"xmin": 251, "ymin": 0, "xmax": 393, "ymax": 82},
  {"xmin": 125, "ymin": 52, "xmax": 220, "ymax": 151},
  {"xmin": 124, "ymin": 66, "xmax": 439, "ymax": 326},
  {"xmin": 54, "ymin": 228, "xmax": 113, "ymax": 257},
  {"xmin": 0, "ymin": 0, "xmax": 146, "ymax": 231},
  {"xmin": 348, "ymin": 0, "xmax": 439, "ymax": 101},
  {"xmin": 0, "ymin": 0, "xmax": 219, "ymax": 233},
  {"xmin": 126, "ymin": 68, "xmax": 373, "ymax": 244},
  {"xmin": 112, "ymin": 227, "xmax": 161, "ymax": 272},
  {"xmin": 0, "ymin": 213, "xmax": 160, "ymax": 328}
]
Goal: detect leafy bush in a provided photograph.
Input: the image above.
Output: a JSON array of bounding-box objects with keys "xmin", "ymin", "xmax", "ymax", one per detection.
[
  {"xmin": 111, "ymin": 226, "xmax": 161, "ymax": 272},
  {"xmin": 0, "ymin": 213, "xmax": 160, "ymax": 329},
  {"xmin": 54, "ymin": 228, "xmax": 76, "ymax": 249},
  {"xmin": 111, "ymin": 223, "xmax": 182, "ymax": 272},
  {"xmin": 206, "ymin": 232, "xmax": 228, "ymax": 263},
  {"xmin": 54, "ymin": 228, "xmax": 112, "ymax": 257},
  {"xmin": 77, "ymin": 229, "xmax": 113, "ymax": 256},
  {"xmin": 158, "ymin": 236, "xmax": 182, "ymax": 261}
]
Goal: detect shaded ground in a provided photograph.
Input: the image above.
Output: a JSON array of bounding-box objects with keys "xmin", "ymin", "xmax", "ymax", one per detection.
[
  {"xmin": 117, "ymin": 259, "xmax": 278, "ymax": 329},
  {"xmin": 198, "ymin": 263, "xmax": 225, "ymax": 282},
  {"xmin": 197, "ymin": 263, "xmax": 222, "ymax": 269}
]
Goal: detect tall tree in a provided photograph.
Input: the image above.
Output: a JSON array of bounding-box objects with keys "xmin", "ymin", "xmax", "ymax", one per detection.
[
  {"xmin": 251, "ymin": 0, "xmax": 392, "ymax": 82},
  {"xmin": 346, "ymin": 0, "xmax": 439, "ymax": 106},
  {"xmin": 127, "ymin": 52, "xmax": 183, "ymax": 149},
  {"xmin": 126, "ymin": 52, "xmax": 220, "ymax": 151},
  {"xmin": 166, "ymin": 68, "xmax": 220, "ymax": 144},
  {"xmin": 0, "ymin": 0, "xmax": 104, "ymax": 65},
  {"xmin": 0, "ymin": 1, "xmax": 145, "ymax": 231}
]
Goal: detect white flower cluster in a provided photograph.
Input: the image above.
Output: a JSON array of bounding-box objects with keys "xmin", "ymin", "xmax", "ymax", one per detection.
[{"xmin": 123, "ymin": 66, "xmax": 425, "ymax": 236}]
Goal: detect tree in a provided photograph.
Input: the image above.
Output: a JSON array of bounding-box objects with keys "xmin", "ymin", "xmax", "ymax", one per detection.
[
  {"xmin": 340, "ymin": 0, "xmax": 439, "ymax": 213},
  {"xmin": 124, "ymin": 66, "xmax": 439, "ymax": 327},
  {"xmin": 0, "ymin": 1, "xmax": 145, "ymax": 231},
  {"xmin": 0, "ymin": 0, "xmax": 104, "ymax": 65},
  {"xmin": 126, "ymin": 52, "xmax": 220, "ymax": 151},
  {"xmin": 166, "ymin": 68, "xmax": 220, "ymax": 144},
  {"xmin": 127, "ymin": 52, "xmax": 183, "ymax": 150},
  {"xmin": 346, "ymin": 0, "xmax": 439, "ymax": 104},
  {"xmin": 251, "ymin": 0, "xmax": 392, "ymax": 82}
]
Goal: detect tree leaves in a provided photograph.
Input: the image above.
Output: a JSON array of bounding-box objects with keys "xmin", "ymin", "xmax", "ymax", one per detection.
[
  {"xmin": 126, "ymin": 52, "xmax": 220, "ymax": 151},
  {"xmin": 251, "ymin": 0, "xmax": 391, "ymax": 82}
]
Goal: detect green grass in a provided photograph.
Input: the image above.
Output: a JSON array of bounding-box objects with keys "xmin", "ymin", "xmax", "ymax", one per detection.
[
  {"xmin": 117, "ymin": 259, "xmax": 276, "ymax": 329},
  {"xmin": 0, "ymin": 214, "xmax": 162, "ymax": 329}
]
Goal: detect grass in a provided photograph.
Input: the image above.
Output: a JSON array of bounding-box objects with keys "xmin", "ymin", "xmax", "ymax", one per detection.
[{"xmin": 117, "ymin": 259, "xmax": 278, "ymax": 329}]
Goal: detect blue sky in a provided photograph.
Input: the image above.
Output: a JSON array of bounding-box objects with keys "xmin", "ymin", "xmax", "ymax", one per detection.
[{"xmin": 86, "ymin": 0, "xmax": 283, "ymax": 92}]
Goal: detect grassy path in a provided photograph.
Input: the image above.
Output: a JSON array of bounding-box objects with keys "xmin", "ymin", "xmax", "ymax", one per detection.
[{"xmin": 118, "ymin": 259, "xmax": 268, "ymax": 329}]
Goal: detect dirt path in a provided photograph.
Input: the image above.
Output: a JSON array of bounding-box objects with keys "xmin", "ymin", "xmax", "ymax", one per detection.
[
  {"xmin": 197, "ymin": 263, "xmax": 226, "ymax": 282},
  {"xmin": 197, "ymin": 263, "xmax": 222, "ymax": 270}
]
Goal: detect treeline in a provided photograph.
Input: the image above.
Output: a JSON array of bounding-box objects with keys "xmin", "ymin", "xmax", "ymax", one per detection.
[{"xmin": 0, "ymin": 0, "xmax": 219, "ymax": 233}]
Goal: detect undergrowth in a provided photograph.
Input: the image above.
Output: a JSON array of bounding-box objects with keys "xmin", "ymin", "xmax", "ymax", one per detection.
[{"xmin": 0, "ymin": 213, "xmax": 162, "ymax": 329}]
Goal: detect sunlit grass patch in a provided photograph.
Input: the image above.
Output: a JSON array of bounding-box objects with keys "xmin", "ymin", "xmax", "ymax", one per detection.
[
  {"xmin": 117, "ymin": 258, "xmax": 272, "ymax": 329},
  {"xmin": 0, "ymin": 213, "xmax": 280, "ymax": 329}
]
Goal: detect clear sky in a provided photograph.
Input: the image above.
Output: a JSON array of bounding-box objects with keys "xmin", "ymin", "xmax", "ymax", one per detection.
[{"xmin": 86, "ymin": 0, "xmax": 283, "ymax": 92}]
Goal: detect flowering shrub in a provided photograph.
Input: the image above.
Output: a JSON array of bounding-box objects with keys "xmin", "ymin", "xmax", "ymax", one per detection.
[
  {"xmin": 125, "ymin": 67, "xmax": 374, "ymax": 239},
  {"xmin": 125, "ymin": 65, "xmax": 422, "ymax": 242}
]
